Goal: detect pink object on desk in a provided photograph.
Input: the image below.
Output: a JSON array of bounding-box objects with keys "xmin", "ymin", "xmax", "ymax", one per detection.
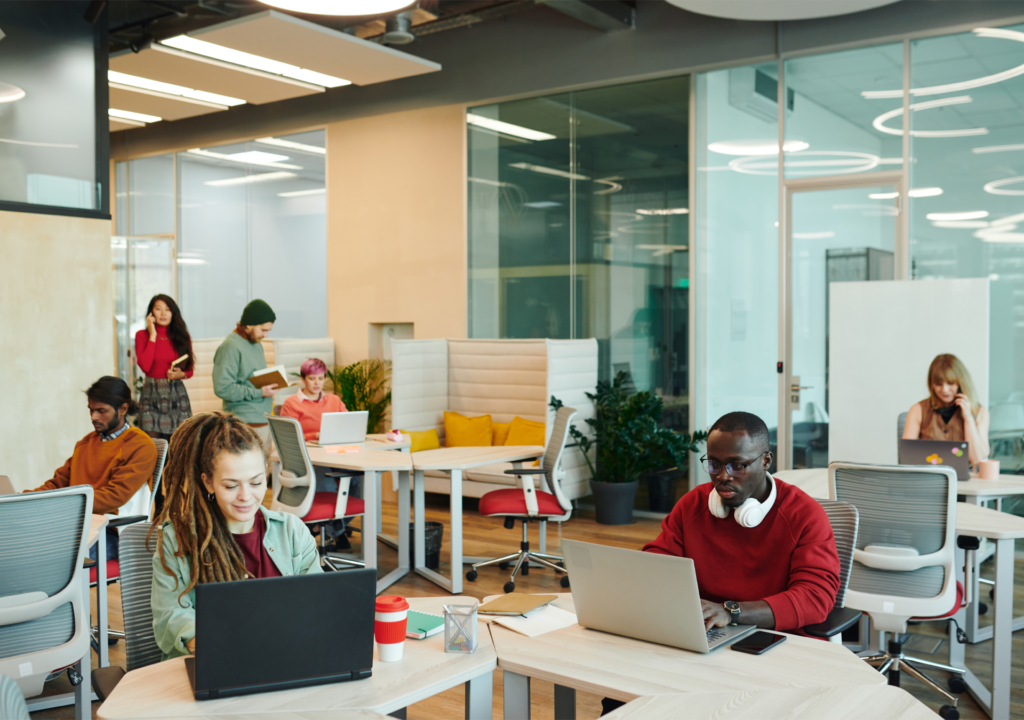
[
  {"xmin": 978, "ymin": 459, "xmax": 1000, "ymax": 480},
  {"xmin": 386, "ymin": 430, "xmax": 404, "ymax": 443}
]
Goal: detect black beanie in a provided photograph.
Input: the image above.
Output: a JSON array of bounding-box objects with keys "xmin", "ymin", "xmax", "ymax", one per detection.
[{"xmin": 240, "ymin": 299, "xmax": 276, "ymax": 326}]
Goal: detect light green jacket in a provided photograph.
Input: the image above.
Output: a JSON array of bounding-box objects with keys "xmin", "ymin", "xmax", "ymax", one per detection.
[
  {"xmin": 211, "ymin": 330, "xmax": 272, "ymax": 423},
  {"xmin": 151, "ymin": 506, "xmax": 323, "ymax": 660}
]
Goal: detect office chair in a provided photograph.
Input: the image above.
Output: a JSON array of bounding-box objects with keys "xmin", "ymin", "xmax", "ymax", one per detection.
[
  {"xmin": 266, "ymin": 414, "xmax": 365, "ymax": 567},
  {"xmin": 897, "ymin": 412, "xmax": 908, "ymax": 440},
  {"xmin": 830, "ymin": 461, "xmax": 965, "ymax": 720},
  {"xmin": 0, "ymin": 676, "xmax": 30, "ymax": 720},
  {"xmin": 0, "ymin": 486, "xmax": 94, "ymax": 720},
  {"xmin": 466, "ymin": 406, "xmax": 576, "ymax": 593},
  {"xmin": 803, "ymin": 499, "xmax": 863, "ymax": 642}
]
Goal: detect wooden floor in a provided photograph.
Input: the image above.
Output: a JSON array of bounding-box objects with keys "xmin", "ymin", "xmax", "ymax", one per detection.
[{"xmin": 34, "ymin": 494, "xmax": 1024, "ymax": 719}]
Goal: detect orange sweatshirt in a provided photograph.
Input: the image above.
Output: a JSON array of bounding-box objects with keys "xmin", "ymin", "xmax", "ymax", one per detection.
[{"xmin": 33, "ymin": 427, "xmax": 157, "ymax": 515}]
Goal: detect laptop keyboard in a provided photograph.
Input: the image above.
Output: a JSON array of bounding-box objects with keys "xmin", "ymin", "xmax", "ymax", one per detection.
[{"xmin": 706, "ymin": 628, "xmax": 727, "ymax": 643}]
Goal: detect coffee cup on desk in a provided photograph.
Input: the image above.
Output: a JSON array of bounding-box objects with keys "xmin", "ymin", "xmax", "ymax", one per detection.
[
  {"xmin": 375, "ymin": 595, "xmax": 409, "ymax": 662},
  {"xmin": 977, "ymin": 459, "xmax": 1000, "ymax": 480}
]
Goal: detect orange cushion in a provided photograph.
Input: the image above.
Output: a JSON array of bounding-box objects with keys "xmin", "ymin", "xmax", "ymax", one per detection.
[
  {"xmin": 505, "ymin": 416, "xmax": 545, "ymax": 447},
  {"xmin": 492, "ymin": 422, "xmax": 511, "ymax": 446},
  {"xmin": 401, "ymin": 428, "xmax": 441, "ymax": 453},
  {"xmin": 444, "ymin": 411, "xmax": 492, "ymax": 447}
]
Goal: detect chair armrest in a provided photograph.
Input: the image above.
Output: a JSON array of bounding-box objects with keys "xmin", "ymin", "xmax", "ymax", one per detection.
[
  {"xmin": 91, "ymin": 666, "xmax": 126, "ymax": 701},
  {"xmin": 278, "ymin": 470, "xmax": 310, "ymax": 488},
  {"xmin": 503, "ymin": 468, "xmax": 547, "ymax": 475},
  {"xmin": 803, "ymin": 606, "xmax": 862, "ymax": 639},
  {"xmin": 82, "ymin": 558, "xmax": 97, "ymax": 570},
  {"xmin": 108, "ymin": 515, "xmax": 148, "ymax": 528}
]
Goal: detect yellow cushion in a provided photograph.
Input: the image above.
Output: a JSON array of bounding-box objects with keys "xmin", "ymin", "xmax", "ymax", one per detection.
[
  {"xmin": 492, "ymin": 422, "xmax": 511, "ymax": 446},
  {"xmin": 444, "ymin": 411, "xmax": 493, "ymax": 447},
  {"xmin": 401, "ymin": 428, "xmax": 440, "ymax": 453},
  {"xmin": 505, "ymin": 416, "xmax": 546, "ymax": 447}
]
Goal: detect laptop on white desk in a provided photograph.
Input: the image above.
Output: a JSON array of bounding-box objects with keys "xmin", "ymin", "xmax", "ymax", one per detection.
[
  {"xmin": 561, "ymin": 539, "xmax": 756, "ymax": 653},
  {"xmin": 309, "ymin": 411, "xmax": 369, "ymax": 447}
]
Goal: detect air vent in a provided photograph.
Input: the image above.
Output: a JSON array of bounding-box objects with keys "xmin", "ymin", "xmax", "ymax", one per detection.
[{"xmin": 728, "ymin": 67, "xmax": 795, "ymax": 123}]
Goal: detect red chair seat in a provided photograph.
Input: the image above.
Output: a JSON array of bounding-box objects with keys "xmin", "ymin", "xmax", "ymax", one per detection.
[
  {"xmin": 479, "ymin": 488, "xmax": 565, "ymax": 517},
  {"xmin": 911, "ymin": 581, "xmax": 964, "ymax": 621},
  {"xmin": 89, "ymin": 559, "xmax": 120, "ymax": 584},
  {"xmin": 303, "ymin": 492, "xmax": 365, "ymax": 523}
]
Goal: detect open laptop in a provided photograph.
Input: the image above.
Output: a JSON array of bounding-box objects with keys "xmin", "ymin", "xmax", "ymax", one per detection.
[
  {"xmin": 186, "ymin": 569, "xmax": 375, "ymax": 700},
  {"xmin": 561, "ymin": 539, "xmax": 756, "ymax": 653},
  {"xmin": 898, "ymin": 438, "xmax": 971, "ymax": 481},
  {"xmin": 311, "ymin": 411, "xmax": 369, "ymax": 447}
]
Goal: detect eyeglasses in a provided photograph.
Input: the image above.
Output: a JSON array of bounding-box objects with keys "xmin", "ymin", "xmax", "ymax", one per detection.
[{"xmin": 701, "ymin": 451, "xmax": 768, "ymax": 478}]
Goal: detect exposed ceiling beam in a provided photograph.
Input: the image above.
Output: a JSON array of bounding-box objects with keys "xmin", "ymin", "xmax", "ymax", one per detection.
[{"xmin": 537, "ymin": 0, "xmax": 634, "ymax": 31}]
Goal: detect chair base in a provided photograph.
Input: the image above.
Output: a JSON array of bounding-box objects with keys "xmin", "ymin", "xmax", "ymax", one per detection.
[
  {"xmin": 465, "ymin": 519, "xmax": 569, "ymax": 593},
  {"xmin": 865, "ymin": 638, "xmax": 965, "ymax": 718}
]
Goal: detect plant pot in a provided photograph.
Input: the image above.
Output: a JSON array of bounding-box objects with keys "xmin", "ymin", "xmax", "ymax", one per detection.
[
  {"xmin": 590, "ymin": 479, "xmax": 640, "ymax": 525},
  {"xmin": 644, "ymin": 468, "xmax": 679, "ymax": 513},
  {"xmin": 409, "ymin": 521, "xmax": 444, "ymax": 570}
]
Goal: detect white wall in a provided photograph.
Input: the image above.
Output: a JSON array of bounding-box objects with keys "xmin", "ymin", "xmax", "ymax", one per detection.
[{"xmin": 829, "ymin": 278, "xmax": 989, "ymax": 466}]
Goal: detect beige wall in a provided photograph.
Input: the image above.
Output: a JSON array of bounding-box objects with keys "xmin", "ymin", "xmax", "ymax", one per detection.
[
  {"xmin": 0, "ymin": 211, "xmax": 113, "ymax": 491},
  {"xmin": 326, "ymin": 104, "xmax": 467, "ymax": 364}
]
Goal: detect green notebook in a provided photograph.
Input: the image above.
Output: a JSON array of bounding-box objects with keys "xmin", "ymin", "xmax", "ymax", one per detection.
[{"xmin": 406, "ymin": 610, "xmax": 445, "ymax": 640}]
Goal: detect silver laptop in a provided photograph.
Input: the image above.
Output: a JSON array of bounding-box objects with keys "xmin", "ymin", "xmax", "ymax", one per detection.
[
  {"xmin": 312, "ymin": 411, "xmax": 369, "ymax": 446},
  {"xmin": 898, "ymin": 439, "xmax": 970, "ymax": 481},
  {"xmin": 562, "ymin": 539, "xmax": 756, "ymax": 653}
]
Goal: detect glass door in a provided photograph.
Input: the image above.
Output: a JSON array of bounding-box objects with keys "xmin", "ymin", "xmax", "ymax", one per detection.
[{"xmin": 781, "ymin": 178, "xmax": 901, "ymax": 469}]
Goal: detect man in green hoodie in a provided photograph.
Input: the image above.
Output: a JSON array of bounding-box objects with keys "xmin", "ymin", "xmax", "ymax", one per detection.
[{"xmin": 212, "ymin": 299, "xmax": 279, "ymax": 445}]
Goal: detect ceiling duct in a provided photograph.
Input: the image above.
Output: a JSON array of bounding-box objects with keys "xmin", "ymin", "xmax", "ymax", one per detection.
[{"xmin": 383, "ymin": 10, "xmax": 415, "ymax": 44}]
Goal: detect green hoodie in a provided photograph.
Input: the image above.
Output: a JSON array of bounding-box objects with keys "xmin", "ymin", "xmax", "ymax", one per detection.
[{"xmin": 211, "ymin": 330, "xmax": 272, "ymax": 423}]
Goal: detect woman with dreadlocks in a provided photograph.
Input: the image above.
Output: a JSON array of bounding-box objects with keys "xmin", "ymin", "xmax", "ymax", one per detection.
[{"xmin": 150, "ymin": 412, "xmax": 321, "ymax": 660}]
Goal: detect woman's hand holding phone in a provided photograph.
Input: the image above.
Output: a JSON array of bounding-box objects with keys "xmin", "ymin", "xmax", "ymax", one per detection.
[{"xmin": 146, "ymin": 313, "xmax": 157, "ymax": 341}]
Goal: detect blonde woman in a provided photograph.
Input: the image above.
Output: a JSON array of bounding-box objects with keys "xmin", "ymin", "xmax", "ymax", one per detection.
[{"xmin": 903, "ymin": 353, "xmax": 990, "ymax": 465}]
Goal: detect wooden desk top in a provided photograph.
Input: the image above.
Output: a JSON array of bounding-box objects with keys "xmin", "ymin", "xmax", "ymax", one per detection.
[
  {"xmin": 89, "ymin": 514, "xmax": 109, "ymax": 547},
  {"xmin": 157, "ymin": 712, "xmax": 390, "ymax": 720},
  {"xmin": 956, "ymin": 475, "xmax": 1024, "ymax": 497},
  {"xmin": 366, "ymin": 434, "xmax": 412, "ymax": 451},
  {"xmin": 411, "ymin": 445, "xmax": 545, "ymax": 471},
  {"xmin": 488, "ymin": 595, "xmax": 884, "ymax": 703},
  {"xmin": 604, "ymin": 685, "xmax": 935, "ymax": 720},
  {"xmin": 305, "ymin": 447, "xmax": 412, "ymax": 472},
  {"xmin": 97, "ymin": 597, "xmax": 495, "ymax": 719}
]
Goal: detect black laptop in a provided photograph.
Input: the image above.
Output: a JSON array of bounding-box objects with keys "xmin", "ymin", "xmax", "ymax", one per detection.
[
  {"xmin": 898, "ymin": 439, "xmax": 971, "ymax": 481},
  {"xmin": 185, "ymin": 568, "xmax": 376, "ymax": 700}
]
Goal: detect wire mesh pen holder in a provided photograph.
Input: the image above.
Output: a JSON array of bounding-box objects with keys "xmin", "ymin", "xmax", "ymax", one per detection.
[{"xmin": 443, "ymin": 602, "xmax": 478, "ymax": 654}]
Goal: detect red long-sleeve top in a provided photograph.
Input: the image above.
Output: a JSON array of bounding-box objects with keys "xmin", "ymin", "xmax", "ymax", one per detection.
[
  {"xmin": 643, "ymin": 476, "xmax": 839, "ymax": 634},
  {"xmin": 135, "ymin": 326, "xmax": 193, "ymax": 380}
]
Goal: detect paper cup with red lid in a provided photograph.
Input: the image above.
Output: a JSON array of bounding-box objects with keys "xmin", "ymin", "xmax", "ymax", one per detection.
[{"xmin": 375, "ymin": 595, "xmax": 409, "ymax": 662}]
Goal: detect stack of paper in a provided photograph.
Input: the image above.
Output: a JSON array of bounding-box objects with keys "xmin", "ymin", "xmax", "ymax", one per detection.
[{"xmin": 490, "ymin": 605, "xmax": 578, "ymax": 638}]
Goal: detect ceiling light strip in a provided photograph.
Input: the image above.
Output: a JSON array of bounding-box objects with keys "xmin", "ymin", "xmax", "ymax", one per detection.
[
  {"xmin": 109, "ymin": 70, "xmax": 243, "ymax": 106},
  {"xmin": 467, "ymin": 114, "xmax": 555, "ymax": 142},
  {"xmin": 109, "ymin": 83, "xmax": 229, "ymax": 110},
  {"xmin": 256, "ymin": 137, "xmax": 326, "ymax": 155},
  {"xmin": 205, "ymin": 172, "xmax": 297, "ymax": 187},
  {"xmin": 109, "ymin": 108, "xmax": 162, "ymax": 123},
  {"xmin": 278, "ymin": 188, "xmax": 326, "ymax": 197},
  {"xmin": 186, "ymin": 147, "xmax": 302, "ymax": 170},
  {"xmin": 149, "ymin": 44, "xmax": 325, "ymax": 92}
]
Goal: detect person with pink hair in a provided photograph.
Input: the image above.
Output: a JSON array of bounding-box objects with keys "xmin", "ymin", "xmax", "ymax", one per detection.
[{"xmin": 279, "ymin": 358, "xmax": 347, "ymax": 441}]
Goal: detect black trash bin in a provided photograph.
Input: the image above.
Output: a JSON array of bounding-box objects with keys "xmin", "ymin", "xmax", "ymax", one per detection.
[{"xmin": 409, "ymin": 521, "xmax": 444, "ymax": 570}]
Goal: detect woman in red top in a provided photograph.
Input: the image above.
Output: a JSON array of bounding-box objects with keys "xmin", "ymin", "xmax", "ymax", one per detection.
[
  {"xmin": 135, "ymin": 294, "xmax": 195, "ymax": 440},
  {"xmin": 279, "ymin": 358, "xmax": 347, "ymax": 441}
]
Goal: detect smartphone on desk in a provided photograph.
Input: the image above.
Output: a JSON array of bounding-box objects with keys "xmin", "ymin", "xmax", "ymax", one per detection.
[{"xmin": 730, "ymin": 631, "xmax": 786, "ymax": 655}]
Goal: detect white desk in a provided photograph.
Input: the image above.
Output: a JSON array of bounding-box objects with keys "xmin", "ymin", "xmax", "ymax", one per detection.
[
  {"xmin": 96, "ymin": 596, "xmax": 496, "ymax": 720},
  {"xmin": 411, "ymin": 445, "xmax": 545, "ymax": 594},
  {"xmin": 774, "ymin": 468, "xmax": 1024, "ymax": 720},
  {"xmin": 490, "ymin": 594, "xmax": 884, "ymax": 719}
]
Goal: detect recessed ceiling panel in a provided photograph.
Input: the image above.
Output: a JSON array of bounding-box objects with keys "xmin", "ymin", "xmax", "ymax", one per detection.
[
  {"xmin": 109, "ymin": 86, "xmax": 227, "ymax": 121},
  {"xmin": 190, "ymin": 10, "xmax": 441, "ymax": 86},
  {"xmin": 110, "ymin": 46, "xmax": 324, "ymax": 105},
  {"xmin": 665, "ymin": 0, "xmax": 901, "ymax": 20},
  {"xmin": 110, "ymin": 118, "xmax": 143, "ymax": 132}
]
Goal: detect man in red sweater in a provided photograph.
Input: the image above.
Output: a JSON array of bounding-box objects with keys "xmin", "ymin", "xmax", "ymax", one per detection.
[{"xmin": 643, "ymin": 411, "xmax": 840, "ymax": 634}]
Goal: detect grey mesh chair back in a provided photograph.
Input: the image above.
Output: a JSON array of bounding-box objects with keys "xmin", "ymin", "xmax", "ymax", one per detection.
[
  {"xmin": 539, "ymin": 406, "xmax": 577, "ymax": 516},
  {"xmin": 117, "ymin": 524, "xmax": 163, "ymax": 671},
  {"xmin": 816, "ymin": 499, "xmax": 858, "ymax": 608},
  {"xmin": 149, "ymin": 439, "xmax": 168, "ymax": 518},
  {"xmin": 0, "ymin": 675, "xmax": 30, "ymax": 720},
  {"xmin": 266, "ymin": 414, "xmax": 316, "ymax": 518},
  {"xmin": 897, "ymin": 412, "xmax": 908, "ymax": 440},
  {"xmin": 828, "ymin": 461, "xmax": 957, "ymax": 633},
  {"xmin": 0, "ymin": 486, "xmax": 93, "ymax": 700}
]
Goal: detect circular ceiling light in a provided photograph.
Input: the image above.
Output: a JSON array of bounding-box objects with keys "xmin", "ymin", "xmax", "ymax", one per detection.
[
  {"xmin": 665, "ymin": 0, "xmax": 899, "ymax": 21},
  {"xmin": 708, "ymin": 139, "xmax": 808, "ymax": 156},
  {"xmin": 729, "ymin": 150, "xmax": 879, "ymax": 176},
  {"xmin": 258, "ymin": 0, "xmax": 413, "ymax": 15},
  {"xmin": 0, "ymin": 82, "xmax": 26, "ymax": 103},
  {"xmin": 984, "ymin": 176, "xmax": 1024, "ymax": 196}
]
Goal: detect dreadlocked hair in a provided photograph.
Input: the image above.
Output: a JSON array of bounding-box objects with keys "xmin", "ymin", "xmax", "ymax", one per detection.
[{"xmin": 148, "ymin": 412, "xmax": 267, "ymax": 605}]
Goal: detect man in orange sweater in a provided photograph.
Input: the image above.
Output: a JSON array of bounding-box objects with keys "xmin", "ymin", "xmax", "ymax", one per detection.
[{"xmin": 31, "ymin": 376, "xmax": 157, "ymax": 559}]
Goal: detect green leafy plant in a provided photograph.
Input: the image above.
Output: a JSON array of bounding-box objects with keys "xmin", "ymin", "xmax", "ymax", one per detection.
[
  {"xmin": 325, "ymin": 359, "xmax": 392, "ymax": 434},
  {"xmin": 551, "ymin": 372, "xmax": 707, "ymax": 485}
]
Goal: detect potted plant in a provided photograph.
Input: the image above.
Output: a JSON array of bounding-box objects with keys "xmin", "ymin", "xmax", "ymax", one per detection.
[
  {"xmin": 553, "ymin": 373, "xmax": 706, "ymax": 525},
  {"xmin": 325, "ymin": 358, "xmax": 392, "ymax": 433}
]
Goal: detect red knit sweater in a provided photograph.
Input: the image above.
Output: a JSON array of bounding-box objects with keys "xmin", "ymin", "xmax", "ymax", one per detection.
[
  {"xmin": 643, "ymin": 477, "xmax": 839, "ymax": 634},
  {"xmin": 135, "ymin": 326, "xmax": 194, "ymax": 380}
]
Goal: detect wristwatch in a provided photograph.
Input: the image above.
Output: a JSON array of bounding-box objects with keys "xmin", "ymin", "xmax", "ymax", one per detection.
[{"xmin": 724, "ymin": 601, "xmax": 741, "ymax": 625}]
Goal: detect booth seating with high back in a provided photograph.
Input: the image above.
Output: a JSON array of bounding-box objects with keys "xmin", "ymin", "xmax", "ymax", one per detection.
[
  {"xmin": 0, "ymin": 486, "xmax": 94, "ymax": 720},
  {"xmin": 466, "ymin": 406, "xmax": 577, "ymax": 593},
  {"xmin": 390, "ymin": 338, "xmax": 597, "ymax": 501},
  {"xmin": 829, "ymin": 461, "xmax": 966, "ymax": 720}
]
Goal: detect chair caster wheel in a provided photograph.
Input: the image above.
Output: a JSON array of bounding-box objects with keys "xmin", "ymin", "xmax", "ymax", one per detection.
[
  {"xmin": 108, "ymin": 637, "xmax": 120, "ymax": 646},
  {"xmin": 938, "ymin": 704, "xmax": 959, "ymax": 720},
  {"xmin": 498, "ymin": 562, "xmax": 509, "ymax": 570},
  {"xmin": 989, "ymin": 588, "xmax": 994, "ymax": 601},
  {"xmin": 979, "ymin": 602, "xmax": 988, "ymax": 616},
  {"xmin": 948, "ymin": 676, "xmax": 966, "ymax": 694},
  {"xmin": 560, "ymin": 575, "xmax": 570, "ymax": 588},
  {"xmin": 466, "ymin": 570, "xmax": 478, "ymax": 582},
  {"xmin": 503, "ymin": 582, "xmax": 516, "ymax": 593}
]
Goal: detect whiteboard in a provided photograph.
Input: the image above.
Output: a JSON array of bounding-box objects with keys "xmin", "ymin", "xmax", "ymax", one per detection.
[{"xmin": 829, "ymin": 279, "xmax": 989, "ymax": 466}]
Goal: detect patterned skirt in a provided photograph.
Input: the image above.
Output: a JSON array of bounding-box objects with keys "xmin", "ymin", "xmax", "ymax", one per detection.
[{"xmin": 137, "ymin": 378, "xmax": 192, "ymax": 436}]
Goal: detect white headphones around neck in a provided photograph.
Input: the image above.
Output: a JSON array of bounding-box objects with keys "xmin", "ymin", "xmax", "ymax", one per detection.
[{"xmin": 708, "ymin": 474, "xmax": 777, "ymax": 528}]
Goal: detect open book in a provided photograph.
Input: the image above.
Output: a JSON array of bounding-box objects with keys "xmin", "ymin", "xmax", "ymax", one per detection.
[{"xmin": 249, "ymin": 364, "xmax": 293, "ymax": 389}]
